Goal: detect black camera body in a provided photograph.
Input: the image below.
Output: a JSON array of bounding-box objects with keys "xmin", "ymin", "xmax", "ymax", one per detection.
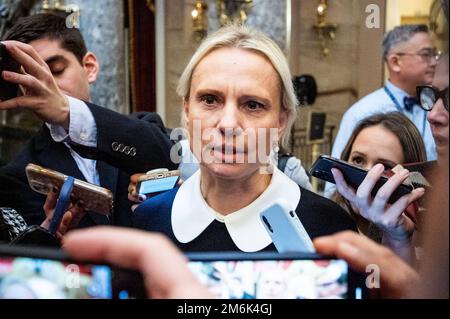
[{"xmin": 0, "ymin": 42, "xmax": 20, "ymax": 101}]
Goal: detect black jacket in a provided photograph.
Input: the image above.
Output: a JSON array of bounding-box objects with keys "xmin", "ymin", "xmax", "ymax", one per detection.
[
  {"xmin": 132, "ymin": 186, "xmax": 358, "ymax": 252},
  {"xmin": 0, "ymin": 102, "xmax": 176, "ymax": 228}
]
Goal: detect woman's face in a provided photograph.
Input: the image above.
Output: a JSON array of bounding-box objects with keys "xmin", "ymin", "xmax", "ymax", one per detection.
[
  {"xmin": 184, "ymin": 47, "xmax": 287, "ymax": 180},
  {"xmin": 348, "ymin": 125, "xmax": 405, "ymax": 171}
]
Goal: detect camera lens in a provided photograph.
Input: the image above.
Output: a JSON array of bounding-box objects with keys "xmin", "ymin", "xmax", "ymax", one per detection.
[{"xmin": 262, "ymin": 216, "xmax": 273, "ymax": 233}]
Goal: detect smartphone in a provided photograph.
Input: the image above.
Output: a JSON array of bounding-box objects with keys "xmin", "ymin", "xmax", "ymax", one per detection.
[
  {"xmin": 0, "ymin": 43, "xmax": 21, "ymax": 101},
  {"xmin": 137, "ymin": 169, "xmax": 180, "ymax": 197},
  {"xmin": 260, "ymin": 203, "xmax": 315, "ymax": 253},
  {"xmin": 310, "ymin": 155, "xmax": 413, "ymax": 204},
  {"xmin": 186, "ymin": 252, "xmax": 366, "ymax": 299},
  {"xmin": 0, "ymin": 244, "xmax": 146, "ymax": 299},
  {"xmin": 25, "ymin": 163, "xmax": 113, "ymax": 215}
]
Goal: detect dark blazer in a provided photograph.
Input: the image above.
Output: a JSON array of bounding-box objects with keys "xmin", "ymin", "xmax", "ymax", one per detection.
[
  {"xmin": 69, "ymin": 103, "xmax": 178, "ymax": 175},
  {"xmin": 132, "ymin": 186, "xmax": 358, "ymax": 252},
  {"xmin": 0, "ymin": 102, "xmax": 176, "ymax": 228}
]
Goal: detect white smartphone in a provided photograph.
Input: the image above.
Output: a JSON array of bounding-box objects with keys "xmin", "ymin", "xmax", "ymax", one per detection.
[{"xmin": 260, "ymin": 203, "xmax": 315, "ymax": 253}]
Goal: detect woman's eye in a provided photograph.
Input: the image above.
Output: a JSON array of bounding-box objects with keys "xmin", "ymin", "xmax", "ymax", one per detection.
[
  {"xmin": 246, "ymin": 101, "xmax": 264, "ymax": 111},
  {"xmin": 350, "ymin": 157, "xmax": 363, "ymax": 166},
  {"xmin": 201, "ymin": 95, "xmax": 218, "ymax": 105}
]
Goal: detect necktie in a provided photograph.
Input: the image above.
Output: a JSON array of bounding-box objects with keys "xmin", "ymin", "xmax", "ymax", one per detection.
[{"xmin": 404, "ymin": 96, "xmax": 419, "ymax": 112}]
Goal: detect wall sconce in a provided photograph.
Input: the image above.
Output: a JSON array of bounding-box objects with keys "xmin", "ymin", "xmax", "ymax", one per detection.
[
  {"xmin": 313, "ymin": 0, "xmax": 338, "ymax": 56},
  {"xmin": 191, "ymin": 0, "xmax": 208, "ymax": 41},
  {"xmin": 41, "ymin": 0, "xmax": 80, "ymax": 27},
  {"xmin": 216, "ymin": 0, "xmax": 253, "ymax": 27}
]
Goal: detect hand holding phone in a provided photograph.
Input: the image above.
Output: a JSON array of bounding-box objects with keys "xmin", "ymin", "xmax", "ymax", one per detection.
[
  {"xmin": 311, "ymin": 156, "xmax": 423, "ymax": 243},
  {"xmin": 26, "ymin": 164, "xmax": 113, "ymax": 215},
  {"xmin": 136, "ymin": 169, "xmax": 180, "ymax": 198},
  {"xmin": 260, "ymin": 202, "xmax": 315, "ymax": 253},
  {"xmin": 310, "ymin": 155, "xmax": 414, "ymax": 204}
]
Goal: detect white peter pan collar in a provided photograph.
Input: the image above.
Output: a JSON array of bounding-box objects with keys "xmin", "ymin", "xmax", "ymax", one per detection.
[{"xmin": 171, "ymin": 167, "xmax": 301, "ymax": 252}]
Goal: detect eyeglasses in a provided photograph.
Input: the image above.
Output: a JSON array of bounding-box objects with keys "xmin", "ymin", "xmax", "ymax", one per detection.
[
  {"xmin": 416, "ymin": 85, "xmax": 449, "ymax": 112},
  {"xmin": 396, "ymin": 50, "xmax": 441, "ymax": 63}
]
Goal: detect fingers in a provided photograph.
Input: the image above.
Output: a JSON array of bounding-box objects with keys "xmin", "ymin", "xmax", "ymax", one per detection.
[
  {"xmin": 356, "ymin": 164, "xmax": 384, "ymax": 205},
  {"xmin": 2, "ymin": 70, "xmax": 40, "ymax": 89},
  {"xmin": 370, "ymin": 169, "xmax": 410, "ymax": 213},
  {"xmin": 129, "ymin": 173, "xmax": 146, "ymax": 203},
  {"xmin": 0, "ymin": 94, "xmax": 42, "ymax": 110},
  {"xmin": 314, "ymin": 231, "xmax": 391, "ymax": 273},
  {"xmin": 2, "ymin": 41, "xmax": 50, "ymax": 80},
  {"xmin": 68, "ymin": 201, "xmax": 86, "ymax": 229},
  {"xmin": 331, "ymin": 168, "xmax": 356, "ymax": 201},
  {"xmin": 58, "ymin": 202, "xmax": 86, "ymax": 235},
  {"xmin": 63, "ymin": 227, "xmax": 211, "ymax": 298},
  {"xmin": 130, "ymin": 173, "xmax": 144, "ymax": 184},
  {"xmin": 2, "ymin": 41, "xmax": 48, "ymax": 69},
  {"xmin": 43, "ymin": 187, "xmax": 59, "ymax": 218},
  {"xmin": 383, "ymin": 188, "xmax": 424, "ymax": 225}
]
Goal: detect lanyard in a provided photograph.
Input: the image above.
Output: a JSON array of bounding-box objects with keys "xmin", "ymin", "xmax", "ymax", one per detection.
[{"xmin": 384, "ymin": 86, "xmax": 427, "ymax": 136}]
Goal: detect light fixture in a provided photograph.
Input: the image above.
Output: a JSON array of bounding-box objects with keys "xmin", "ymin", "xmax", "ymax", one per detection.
[
  {"xmin": 313, "ymin": 0, "xmax": 338, "ymax": 57},
  {"xmin": 216, "ymin": 0, "xmax": 253, "ymax": 27},
  {"xmin": 41, "ymin": 0, "xmax": 80, "ymax": 28},
  {"xmin": 191, "ymin": 0, "xmax": 208, "ymax": 41}
]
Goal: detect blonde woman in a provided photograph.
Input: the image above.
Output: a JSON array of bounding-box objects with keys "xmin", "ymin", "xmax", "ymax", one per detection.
[{"xmin": 131, "ymin": 25, "xmax": 356, "ymax": 252}]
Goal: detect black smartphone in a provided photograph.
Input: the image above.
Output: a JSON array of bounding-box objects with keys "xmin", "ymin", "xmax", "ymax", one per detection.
[
  {"xmin": 310, "ymin": 155, "xmax": 413, "ymax": 203},
  {"xmin": 0, "ymin": 42, "xmax": 21, "ymax": 101},
  {"xmin": 0, "ymin": 244, "xmax": 146, "ymax": 299},
  {"xmin": 186, "ymin": 252, "xmax": 367, "ymax": 299}
]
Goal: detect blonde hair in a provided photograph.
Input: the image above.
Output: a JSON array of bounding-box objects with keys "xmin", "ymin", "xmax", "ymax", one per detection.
[{"xmin": 177, "ymin": 24, "xmax": 298, "ymax": 149}]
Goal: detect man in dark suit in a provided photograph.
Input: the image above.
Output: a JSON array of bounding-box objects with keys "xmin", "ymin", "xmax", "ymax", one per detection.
[{"xmin": 0, "ymin": 14, "xmax": 176, "ymax": 228}]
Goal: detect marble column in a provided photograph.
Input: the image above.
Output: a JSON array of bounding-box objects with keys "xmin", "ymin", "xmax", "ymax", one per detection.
[{"xmin": 68, "ymin": 0, "xmax": 127, "ymax": 114}]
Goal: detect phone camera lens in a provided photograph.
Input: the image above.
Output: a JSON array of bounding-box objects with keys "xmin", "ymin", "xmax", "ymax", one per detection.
[
  {"xmin": 289, "ymin": 211, "xmax": 295, "ymax": 217},
  {"xmin": 262, "ymin": 216, "xmax": 273, "ymax": 233}
]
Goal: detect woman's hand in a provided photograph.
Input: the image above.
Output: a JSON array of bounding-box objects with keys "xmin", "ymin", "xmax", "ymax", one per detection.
[
  {"xmin": 331, "ymin": 164, "xmax": 425, "ymax": 253},
  {"xmin": 41, "ymin": 189, "xmax": 86, "ymax": 240},
  {"xmin": 128, "ymin": 173, "xmax": 184, "ymax": 212},
  {"xmin": 128, "ymin": 173, "xmax": 146, "ymax": 212}
]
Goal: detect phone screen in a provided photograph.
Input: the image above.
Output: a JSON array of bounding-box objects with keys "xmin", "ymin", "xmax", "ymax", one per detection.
[
  {"xmin": 139, "ymin": 176, "xmax": 179, "ymax": 196},
  {"xmin": 0, "ymin": 255, "xmax": 145, "ymax": 299},
  {"xmin": 188, "ymin": 259, "xmax": 349, "ymax": 299}
]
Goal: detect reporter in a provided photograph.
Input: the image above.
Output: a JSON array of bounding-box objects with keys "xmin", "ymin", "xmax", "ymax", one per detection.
[
  {"xmin": 330, "ymin": 113, "xmax": 427, "ymax": 262},
  {"xmin": 63, "ymin": 227, "xmax": 212, "ymax": 299},
  {"xmin": 0, "ymin": 14, "xmax": 175, "ymax": 229}
]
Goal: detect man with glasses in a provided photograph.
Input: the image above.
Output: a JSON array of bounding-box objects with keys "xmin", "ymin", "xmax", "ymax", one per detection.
[
  {"xmin": 417, "ymin": 52, "xmax": 449, "ymax": 160},
  {"xmin": 325, "ymin": 24, "xmax": 438, "ymax": 198}
]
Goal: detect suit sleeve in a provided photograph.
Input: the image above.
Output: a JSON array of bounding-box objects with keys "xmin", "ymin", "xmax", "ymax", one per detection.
[{"xmin": 69, "ymin": 102, "xmax": 178, "ymax": 175}]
